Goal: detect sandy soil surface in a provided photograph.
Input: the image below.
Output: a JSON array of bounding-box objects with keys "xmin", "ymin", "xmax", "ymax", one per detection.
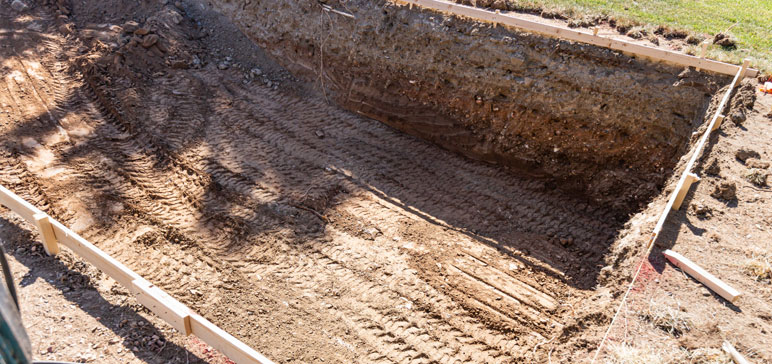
[{"xmin": 0, "ymin": 0, "xmax": 769, "ymax": 363}]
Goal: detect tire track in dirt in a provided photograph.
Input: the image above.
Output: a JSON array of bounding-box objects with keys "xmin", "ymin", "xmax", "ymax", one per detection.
[
  {"xmin": 76, "ymin": 69, "xmax": 536, "ymax": 361},
  {"xmin": 0, "ymin": 6, "xmax": 629, "ymax": 361}
]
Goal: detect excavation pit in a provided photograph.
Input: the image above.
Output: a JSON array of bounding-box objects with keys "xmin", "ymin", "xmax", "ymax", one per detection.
[{"xmin": 0, "ymin": 0, "xmax": 750, "ymax": 362}]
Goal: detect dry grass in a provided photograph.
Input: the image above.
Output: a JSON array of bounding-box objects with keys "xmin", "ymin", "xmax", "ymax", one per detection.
[
  {"xmin": 687, "ymin": 348, "xmax": 732, "ymax": 364},
  {"xmin": 744, "ymin": 253, "xmax": 772, "ymax": 282},
  {"xmin": 640, "ymin": 299, "xmax": 692, "ymax": 336},
  {"xmin": 745, "ymin": 169, "xmax": 769, "ymax": 187},
  {"xmin": 605, "ymin": 344, "xmax": 731, "ymax": 364},
  {"xmin": 606, "ymin": 343, "xmax": 669, "ymax": 364}
]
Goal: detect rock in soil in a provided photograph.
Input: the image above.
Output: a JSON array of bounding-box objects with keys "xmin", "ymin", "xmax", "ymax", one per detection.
[
  {"xmin": 11, "ymin": 0, "xmax": 29, "ymax": 12},
  {"xmin": 141, "ymin": 34, "xmax": 159, "ymax": 48},
  {"xmin": 731, "ymin": 110, "xmax": 747, "ymax": 125},
  {"xmin": 691, "ymin": 202, "xmax": 712, "ymax": 219},
  {"xmin": 122, "ymin": 20, "xmax": 139, "ymax": 33},
  {"xmin": 711, "ymin": 182, "xmax": 737, "ymax": 200}
]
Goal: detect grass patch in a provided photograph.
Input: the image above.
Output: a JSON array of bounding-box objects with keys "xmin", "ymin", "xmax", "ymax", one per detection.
[
  {"xmin": 493, "ymin": 0, "xmax": 772, "ymax": 72},
  {"xmin": 745, "ymin": 253, "xmax": 772, "ymax": 282},
  {"xmin": 606, "ymin": 343, "xmax": 668, "ymax": 364},
  {"xmin": 640, "ymin": 299, "xmax": 692, "ymax": 336},
  {"xmin": 605, "ymin": 343, "xmax": 731, "ymax": 364}
]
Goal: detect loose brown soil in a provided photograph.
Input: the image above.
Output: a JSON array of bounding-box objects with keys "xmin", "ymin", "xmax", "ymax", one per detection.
[{"xmin": 0, "ymin": 0, "xmax": 769, "ymax": 363}]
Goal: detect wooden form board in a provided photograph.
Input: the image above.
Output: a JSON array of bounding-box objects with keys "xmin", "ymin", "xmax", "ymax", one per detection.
[
  {"xmin": 0, "ymin": 185, "xmax": 274, "ymax": 364},
  {"xmin": 664, "ymin": 250, "xmax": 741, "ymax": 303},
  {"xmin": 649, "ymin": 59, "xmax": 749, "ymax": 246},
  {"xmin": 396, "ymin": 0, "xmax": 758, "ymax": 78},
  {"xmin": 722, "ymin": 341, "xmax": 751, "ymax": 364}
]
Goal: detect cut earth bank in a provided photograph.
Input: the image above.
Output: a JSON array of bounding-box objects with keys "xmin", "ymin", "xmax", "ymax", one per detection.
[{"xmin": 210, "ymin": 0, "xmax": 731, "ymax": 214}]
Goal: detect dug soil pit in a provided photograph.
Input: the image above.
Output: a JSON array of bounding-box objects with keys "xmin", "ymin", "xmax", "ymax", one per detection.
[{"xmin": 0, "ymin": 0, "xmax": 762, "ymax": 363}]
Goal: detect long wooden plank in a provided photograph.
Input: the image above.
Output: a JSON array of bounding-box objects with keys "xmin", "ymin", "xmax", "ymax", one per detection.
[
  {"xmin": 48, "ymin": 219, "xmax": 142, "ymax": 288},
  {"xmin": 190, "ymin": 314, "xmax": 276, "ymax": 364},
  {"xmin": 398, "ymin": 0, "xmax": 758, "ymax": 77},
  {"xmin": 649, "ymin": 59, "xmax": 749, "ymax": 246},
  {"xmin": 663, "ymin": 250, "xmax": 741, "ymax": 303},
  {"xmin": 722, "ymin": 341, "xmax": 751, "ymax": 364},
  {"xmin": 0, "ymin": 184, "xmax": 275, "ymax": 364},
  {"xmin": 132, "ymin": 278, "xmax": 192, "ymax": 335},
  {"xmin": 0, "ymin": 185, "xmax": 41, "ymax": 223}
]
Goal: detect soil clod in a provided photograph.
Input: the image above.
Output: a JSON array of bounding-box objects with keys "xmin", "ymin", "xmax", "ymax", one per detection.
[
  {"xmin": 711, "ymin": 181, "xmax": 737, "ymax": 200},
  {"xmin": 735, "ymin": 148, "xmax": 760, "ymax": 163}
]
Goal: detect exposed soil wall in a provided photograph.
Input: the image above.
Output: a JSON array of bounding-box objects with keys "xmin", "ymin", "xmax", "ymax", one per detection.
[{"xmin": 208, "ymin": 0, "xmax": 728, "ymax": 213}]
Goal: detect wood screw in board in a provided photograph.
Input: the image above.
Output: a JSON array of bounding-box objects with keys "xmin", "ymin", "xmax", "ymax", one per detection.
[
  {"xmin": 33, "ymin": 213, "xmax": 59, "ymax": 255},
  {"xmin": 664, "ymin": 250, "xmax": 742, "ymax": 304},
  {"xmin": 672, "ymin": 173, "xmax": 700, "ymax": 210}
]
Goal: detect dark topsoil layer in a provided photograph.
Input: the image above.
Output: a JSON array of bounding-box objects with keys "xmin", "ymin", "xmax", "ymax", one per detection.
[{"xmin": 208, "ymin": 0, "xmax": 728, "ymax": 215}]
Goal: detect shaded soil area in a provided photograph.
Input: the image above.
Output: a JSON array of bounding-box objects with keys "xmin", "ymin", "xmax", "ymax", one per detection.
[{"xmin": 209, "ymin": 0, "xmax": 729, "ymax": 213}]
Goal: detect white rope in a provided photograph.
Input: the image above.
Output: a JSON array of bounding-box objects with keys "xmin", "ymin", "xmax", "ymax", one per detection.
[{"xmin": 590, "ymin": 236, "xmax": 656, "ymax": 363}]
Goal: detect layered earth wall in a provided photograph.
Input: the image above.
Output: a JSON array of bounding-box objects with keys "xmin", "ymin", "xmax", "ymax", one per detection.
[{"xmin": 209, "ymin": 0, "xmax": 726, "ymax": 213}]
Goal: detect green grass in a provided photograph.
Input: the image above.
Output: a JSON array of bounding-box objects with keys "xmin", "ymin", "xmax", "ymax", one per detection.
[{"xmin": 504, "ymin": 0, "xmax": 772, "ymax": 72}]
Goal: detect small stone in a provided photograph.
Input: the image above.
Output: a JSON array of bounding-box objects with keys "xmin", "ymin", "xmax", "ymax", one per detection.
[
  {"xmin": 58, "ymin": 23, "xmax": 73, "ymax": 35},
  {"xmin": 170, "ymin": 60, "xmax": 189, "ymax": 69},
  {"xmin": 217, "ymin": 61, "xmax": 229, "ymax": 70},
  {"xmin": 691, "ymin": 202, "xmax": 712, "ymax": 218},
  {"xmin": 141, "ymin": 34, "xmax": 158, "ymax": 48},
  {"xmin": 315, "ymin": 130, "xmax": 325, "ymax": 138},
  {"xmin": 735, "ymin": 148, "xmax": 760, "ymax": 163},
  {"xmin": 250, "ymin": 67, "xmax": 262, "ymax": 77},
  {"xmin": 133, "ymin": 27, "xmax": 150, "ymax": 36},
  {"xmin": 11, "ymin": 0, "xmax": 29, "ymax": 12},
  {"xmin": 730, "ymin": 110, "xmax": 746, "ymax": 125},
  {"xmin": 122, "ymin": 21, "xmax": 139, "ymax": 33}
]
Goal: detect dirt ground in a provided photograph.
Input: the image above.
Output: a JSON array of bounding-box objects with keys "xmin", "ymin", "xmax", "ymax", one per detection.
[{"xmin": 0, "ymin": 0, "xmax": 770, "ymax": 363}]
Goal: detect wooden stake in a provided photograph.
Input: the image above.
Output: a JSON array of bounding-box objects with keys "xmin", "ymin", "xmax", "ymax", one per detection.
[
  {"xmin": 0, "ymin": 184, "xmax": 274, "ymax": 364},
  {"xmin": 722, "ymin": 341, "xmax": 750, "ymax": 364},
  {"xmin": 696, "ymin": 41, "xmax": 709, "ymax": 71},
  {"xmin": 672, "ymin": 173, "xmax": 700, "ymax": 210},
  {"xmin": 711, "ymin": 114, "xmax": 726, "ymax": 132},
  {"xmin": 33, "ymin": 213, "xmax": 59, "ymax": 255},
  {"xmin": 664, "ymin": 250, "xmax": 742, "ymax": 304},
  {"xmin": 593, "ymin": 27, "xmax": 599, "ymax": 36}
]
